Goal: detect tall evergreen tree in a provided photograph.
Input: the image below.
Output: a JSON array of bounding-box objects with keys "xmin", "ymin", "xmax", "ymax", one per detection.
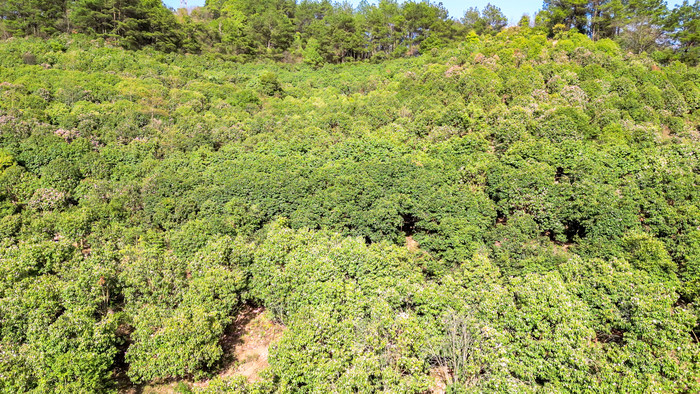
[
  {"xmin": 664, "ymin": 0, "xmax": 699, "ymax": 64},
  {"xmin": 542, "ymin": 0, "xmax": 590, "ymax": 34}
]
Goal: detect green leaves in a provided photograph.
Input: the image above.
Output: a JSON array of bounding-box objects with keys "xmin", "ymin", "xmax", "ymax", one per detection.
[
  {"xmin": 126, "ymin": 304, "xmax": 227, "ymax": 383},
  {"xmin": 0, "ymin": 23, "xmax": 698, "ymax": 393},
  {"xmin": 257, "ymin": 71, "xmax": 283, "ymax": 97}
]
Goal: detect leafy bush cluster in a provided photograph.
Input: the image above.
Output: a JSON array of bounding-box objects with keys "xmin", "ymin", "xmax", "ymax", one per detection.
[{"xmin": 0, "ymin": 27, "xmax": 699, "ymax": 392}]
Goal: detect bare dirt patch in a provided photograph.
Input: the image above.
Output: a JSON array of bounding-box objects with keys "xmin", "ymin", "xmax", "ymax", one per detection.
[
  {"xmin": 119, "ymin": 306, "xmax": 284, "ymax": 393},
  {"xmin": 429, "ymin": 366, "xmax": 450, "ymax": 393},
  {"xmin": 661, "ymin": 125, "xmax": 673, "ymax": 140},
  {"xmin": 406, "ymin": 235, "xmax": 420, "ymax": 252},
  {"xmin": 216, "ymin": 306, "xmax": 284, "ymax": 383}
]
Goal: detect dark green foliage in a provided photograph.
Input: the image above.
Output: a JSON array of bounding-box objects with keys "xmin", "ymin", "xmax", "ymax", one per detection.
[
  {"xmin": 461, "ymin": 3, "xmax": 508, "ymax": 35},
  {"xmin": 0, "ymin": 0, "xmax": 693, "ymax": 64}
]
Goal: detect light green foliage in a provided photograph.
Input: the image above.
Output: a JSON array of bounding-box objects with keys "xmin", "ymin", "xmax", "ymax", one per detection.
[
  {"xmin": 249, "ymin": 220, "xmax": 424, "ymax": 320},
  {"xmin": 0, "ymin": 148, "xmax": 14, "ymax": 171},
  {"xmin": 559, "ymin": 256, "xmax": 700, "ymax": 391},
  {"xmin": 23, "ymin": 309, "xmax": 119, "ymax": 393},
  {"xmin": 250, "ymin": 222, "xmax": 431, "ymax": 391},
  {"xmin": 622, "ymin": 232, "xmax": 677, "ymax": 280},
  {"xmin": 257, "ymin": 71, "xmax": 283, "ymax": 97},
  {"xmin": 302, "ymin": 37, "xmax": 323, "ymax": 68},
  {"xmin": 120, "ymin": 236, "xmax": 246, "ymax": 383},
  {"xmin": 126, "ymin": 304, "xmax": 227, "ymax": 383},
  {"xmin": 504, "ymin": 273, "xmax": 595, "ymax": 389},
  {"xmin": 0, "ymin": 24, "xmax": 698, "ymax": 393},
  {"xmin": 679, "ymin": 230, "xmax": 700, "ymax": 302}
]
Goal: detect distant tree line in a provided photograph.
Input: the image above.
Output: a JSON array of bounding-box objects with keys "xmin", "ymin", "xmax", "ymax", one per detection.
[
  {"xmin": 0, "ymin": 0, "xmax": 697, "ymax": 63},
  {"xmin": 0, "ymin": 0, "xmax": 182, "ymax": 50},
  {"xmin": 537, "ymin": 0, "xmax": 699, "ymax": 64}
]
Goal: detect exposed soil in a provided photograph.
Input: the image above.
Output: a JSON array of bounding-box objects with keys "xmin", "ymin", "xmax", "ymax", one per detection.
[
  {"xmin": 406, "ymin": 235, "xmax": 420, "ymax": 252},
  {"xmin": 429, "ymin": 366, "xmax": 450, "ymax": 393},
  {"xmin": 661, "ymin": 125, "xmax": 673, "ymax": 140},
  {"xmin": 214, "ymin": 306, "xmax": 284, "ymax": 383},
  {"xmin": 119, "ymin": 306, "xmax": 284, "ymax": 393}
]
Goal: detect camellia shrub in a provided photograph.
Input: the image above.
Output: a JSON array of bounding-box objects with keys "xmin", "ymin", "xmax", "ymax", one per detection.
[{"xmin": 0, "ymin": 26, "xmax": 698, "ymax": 393}]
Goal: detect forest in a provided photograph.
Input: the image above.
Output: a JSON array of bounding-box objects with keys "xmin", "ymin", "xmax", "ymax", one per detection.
[
  {"xmin": 0, "ymin": 0, "xmax": 698, "ymax": 64},
  {"xmin": 0, "ymin": 0, "xmax": 699, "ymax": 393}
]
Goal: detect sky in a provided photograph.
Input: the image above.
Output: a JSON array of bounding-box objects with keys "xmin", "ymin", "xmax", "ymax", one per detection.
[{"xmin": 163, "ymin": 0, "xmax": 684, "ymax": 26}]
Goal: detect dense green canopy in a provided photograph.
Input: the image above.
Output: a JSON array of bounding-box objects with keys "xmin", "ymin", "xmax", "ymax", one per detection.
[{"xmin": 0, "ymin": 4, "xmax": 699, "ymax": 393}]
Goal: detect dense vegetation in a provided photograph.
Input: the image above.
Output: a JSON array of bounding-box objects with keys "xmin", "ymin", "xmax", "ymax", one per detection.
[
  {"xmin": 1, "ymin": 1, "xmax": 700, "ymax": 393},
  {"xmin": 0, "ymin": 0, "xmax": 698, "ymax": 65}
]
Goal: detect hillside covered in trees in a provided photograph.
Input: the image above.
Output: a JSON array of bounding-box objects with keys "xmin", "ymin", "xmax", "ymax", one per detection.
[{"xmin": 1, "ymin": 0, "xmax": 700, "ymax": 393}]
